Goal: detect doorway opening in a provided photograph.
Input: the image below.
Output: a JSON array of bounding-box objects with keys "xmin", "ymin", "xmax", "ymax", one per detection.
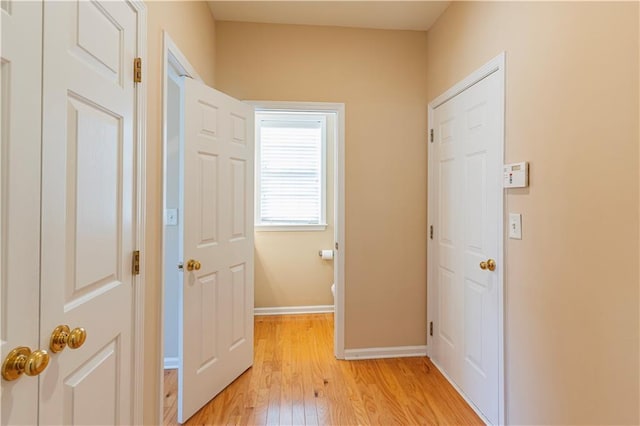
[
  {"xmin": 159, "ymin": 31, "xmax": 202, "ymax": 424},
  {"xmin": 162, "ymin": 50, "xmax": 184, "ymax": 372},
  {"xmin": 159, "ymin": 33, "xmax": 346, "ymax": 424},
  {"xmin": 248, "ymin": 101, "xmax": 345, "ymax": 360}
]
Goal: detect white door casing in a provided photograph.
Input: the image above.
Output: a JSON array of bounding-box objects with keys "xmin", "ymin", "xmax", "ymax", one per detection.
[
  {"xmin": 1, "ymin": 1, "xmax": 43, "ymax": 424},
  {"xmin": 179, "ymin": 77, "xmax": 255, "ymax": 423},
  {"xmin": 428, "ymin": 54, "xmax": 505, "ymax": 425},
  {"xmin": 159, "ymin": 32, "xmax": 200, "ymax": 423},
  {"xmin": 38, "ymin": 1, "xmax": 140, "ymax": 424}
]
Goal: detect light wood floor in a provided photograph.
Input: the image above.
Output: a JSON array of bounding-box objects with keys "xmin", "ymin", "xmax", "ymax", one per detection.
[{"xmin": 164, "ymin": 314, "xmax": 482, "ymax": 425}]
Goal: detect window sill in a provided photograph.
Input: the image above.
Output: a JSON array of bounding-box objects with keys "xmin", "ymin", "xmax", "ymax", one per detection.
[{"xmin": 255, "ymin": 224, "xmax": 328, "ymax": 232}]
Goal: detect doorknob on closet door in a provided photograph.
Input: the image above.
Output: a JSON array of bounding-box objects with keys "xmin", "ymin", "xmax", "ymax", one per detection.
[
  {"xmin": 49, "ymin": 325, "xmax": 87, "ymax": 353},
  {"xmin": 2, "ymin": 347, "xmax": 50, "ymax": 381},
  {"xmin": 186, "ymin": 259, "xmax": 201, "ymax": 271},
  {"xmin": 479, "ymin": 259, "xmax": 496, "ymax": 271}
]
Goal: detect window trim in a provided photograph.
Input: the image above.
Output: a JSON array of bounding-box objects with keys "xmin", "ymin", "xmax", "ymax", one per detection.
[
  {"xmin": 254, "ymin": 111, "xmax": 329, "ymax": 231},
  {"xmin": 254, "ymin": 224, "xmax": 328, "ymax": 232}
]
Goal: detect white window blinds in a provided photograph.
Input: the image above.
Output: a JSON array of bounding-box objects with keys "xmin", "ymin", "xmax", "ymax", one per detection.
[{"xmin": 256, "ymin": 114, "xmax": 326, "ymax": 226}]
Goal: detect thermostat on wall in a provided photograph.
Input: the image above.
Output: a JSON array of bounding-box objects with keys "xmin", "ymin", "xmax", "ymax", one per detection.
[{"xmin": 503, "ymin": 162, "xmax": 529, "ymax": 188}]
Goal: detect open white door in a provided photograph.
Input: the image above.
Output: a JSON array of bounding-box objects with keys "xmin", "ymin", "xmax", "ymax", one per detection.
[{"xmin": 179, "ymin": 77, "xmax": 255, "ymax": 423}]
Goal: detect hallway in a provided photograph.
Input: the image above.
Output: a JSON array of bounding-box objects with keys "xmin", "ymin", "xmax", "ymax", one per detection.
[{"xmin": 164, "ymin": 314, "xmax": 482, "ymax": 425}]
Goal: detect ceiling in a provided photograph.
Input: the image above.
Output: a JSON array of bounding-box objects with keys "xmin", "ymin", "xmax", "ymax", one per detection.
[{"xmin": 208, "ymin": 1, "xmax": 451, "ymax": 31}]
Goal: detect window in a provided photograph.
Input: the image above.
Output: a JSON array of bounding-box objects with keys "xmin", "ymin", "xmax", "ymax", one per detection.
[{"xmin": 256, "ymin": 112, "xmax": 327, "ymax": 230}]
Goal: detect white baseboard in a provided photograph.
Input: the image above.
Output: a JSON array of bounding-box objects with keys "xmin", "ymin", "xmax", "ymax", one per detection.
[
  {"xmin": 164, "ymin": 357, "xmax": 179, "ymax": 370},
  {"xmin": 254, "ymin": 305, "xmax": 334, "ymax": 316},
  {"xmin": 344, "ymin": 345, "xmax": 428, "ymax": 360}
]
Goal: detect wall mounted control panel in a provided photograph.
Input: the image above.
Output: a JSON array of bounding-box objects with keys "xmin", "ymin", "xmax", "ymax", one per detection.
[{"xmin": 503, "ymin": 162, "xmax": 529, "ymax": 188}]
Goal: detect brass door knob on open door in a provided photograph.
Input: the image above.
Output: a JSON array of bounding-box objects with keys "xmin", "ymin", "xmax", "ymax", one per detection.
[
  {"xmin": 2, "ymin": 347, "xmax": 50, "ymax": 381},
  {"xmin": 479, "ymin": 259, "xmax": 497, "ymax": 271},
  {"xmin": 186, "ymin": 259, "xmax": 201, "ymax": 271},
  {"xmin": 49, "ymin": 325, "xmax": 87, "ymax": 353}
]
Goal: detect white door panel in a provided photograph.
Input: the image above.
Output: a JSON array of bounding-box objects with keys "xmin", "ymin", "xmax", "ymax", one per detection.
[
  {"xmin": 1, "ymin": 1, "xmax": 141, "ymax": 424},
  {"xmin": 39, "ymin": 1, "xmax": 138, "ymax": 424},
  {"xmin": 433, "ymin": 98, "xmax": 463, "ymax": 383},
  {"xmin": 1, "ymin": 2, "xmax": 43, "ymax": 424},
  {"xmin": 460, "ymin": 74, "xmax": 500, "ymax": 421},
  {"xmin": 430, "ymin": 71, "xmax": 501, "ymax": 423},
  {"xmin": 180, "ymin": 77, "xmax": 254, "ymax": 423}
]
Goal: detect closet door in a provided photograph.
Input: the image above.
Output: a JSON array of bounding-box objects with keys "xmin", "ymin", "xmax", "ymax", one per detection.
[
  {"xmin": 1, "ymin": 2, "xmax": 43, "ymax": 425},
  {"xmin": 38, "ymin": 1, "xmax": 140, "ymax": 424},
  {"xmin": 429, "ymin": 68, "xmax": 502, "ymax": 424}
]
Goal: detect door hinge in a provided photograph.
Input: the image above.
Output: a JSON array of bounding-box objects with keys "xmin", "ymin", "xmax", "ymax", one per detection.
[
  {"xmin": 430, "ymin": 129, "xmax": 434, "ymax": 143},
  {"xmin": 335, "ymin": 242, "xmax": 339, "ymax": 250},
  {"xmin": 430, "ymin": 225, "xmax": 434, "ymax": 240},
  {"xmin": 132, "ymin": 250, "xmax": 141, "ymax": 275},
  {"xmin": 429, "ymin": 321, "xmax": 433, "ymax": 336},
  {"xmin": 133, "ymin": 57, "xmax": 142, "ymax": 83}
]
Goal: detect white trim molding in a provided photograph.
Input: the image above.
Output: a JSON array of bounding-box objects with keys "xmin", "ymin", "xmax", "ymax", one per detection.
[
  {"xmin": 255, "ymin": 224, "xmax": 328, "ymax": 232},
  {"xmin": 164, "ymin": 357, "xmax": 179, "ymax": 370},
  {"xmin": 130, "ymin": 1, "xmax": 147, "ymax": 424},
  {"xmin": 158, "ymin": 31, "xmax": 202, "ymax": 426},
  {"xmin": 164, "ymin": 33, "xmax": 202, "ymax": 81},
  {"xmin": 427, "ymin": 51, "xmax": 506, "ymax": 426},
  {"xmin": 344, "ymin": 345, "xmax": 428, "ymax": 360},
  {"xmin": 254, "ymin": 305, "xmax": 335, "ymax": 316}
]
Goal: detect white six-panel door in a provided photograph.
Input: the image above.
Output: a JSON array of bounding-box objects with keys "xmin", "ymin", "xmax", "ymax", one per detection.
[
  {"xmin": 2, "ymin": 1, "xmax": 141, "ymax": 424},
  {"xmin": 1, "ymin": 2, "xmax": 43, "ymax": 424},
  {"xmin": 429, "ymin": 68, "xmax": 502, "ymax": 424},
  {"xmin": 179, "ymin": 77, "xmax": 255, "ymax": 423},
  {"xmin": 38, "ymin": 1, "xmax": 140, "ymax": 424}
]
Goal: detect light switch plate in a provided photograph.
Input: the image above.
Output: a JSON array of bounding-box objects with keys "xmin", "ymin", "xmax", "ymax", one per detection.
[
  {"xmin": 165, "ymin": 208, "xmax": 178, "ymax": 226},
  {"xmin": 509, "ymin": 213, "xmax": 522, "ymax": 239}
]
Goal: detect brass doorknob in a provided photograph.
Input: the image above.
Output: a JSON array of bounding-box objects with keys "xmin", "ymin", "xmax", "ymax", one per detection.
[
  {"xmin": 186, "ymin": 259, "xmax": 201, "ymax": 271},
  {"xmin": 50, "ymin": 325, "xmax": 87, "ymax": 353},
  {"xmin": 479, "ymin": 259, "xmax": 497, "ymax": 271},
  {"xmin": 2, "ymin": 347, "xmax": 50, "ymax": 381}
]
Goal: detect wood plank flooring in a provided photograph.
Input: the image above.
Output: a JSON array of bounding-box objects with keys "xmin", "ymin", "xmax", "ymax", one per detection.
[{"xmin": 164, "ymin": 314, "xmax": 483, "ymax": 425}]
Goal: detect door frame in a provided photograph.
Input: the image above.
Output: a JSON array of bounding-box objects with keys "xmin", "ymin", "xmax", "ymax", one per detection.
[
  {"xmin": 246, "ymin": 100, "xmax": 346, "ymax": 359},
  {"xmin": 131, "ymin": 2, "xmax": 147, "ymax": 424},
  {"xmin": 426, "ymin": 52, "xmax": 506, "ymax": 425},
  {"xmin": 158, "ymin": 31, "xmax": 202, "ymax": 423}
]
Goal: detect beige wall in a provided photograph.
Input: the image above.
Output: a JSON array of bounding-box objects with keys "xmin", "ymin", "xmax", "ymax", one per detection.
[
  {"xmin": 143, "ymin": 2, "xmax": 217, "ymax": 424},
  {"xmin": 426, "ymin": 2, "xmax": 639, "ymax": 424},
  {"xmin": 216, "ymin": 22, "xmax": 429, "ymax": 348},
  {"xmin": 255, "ymin": 115, "xmax": 335, "ymax": 308}
]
